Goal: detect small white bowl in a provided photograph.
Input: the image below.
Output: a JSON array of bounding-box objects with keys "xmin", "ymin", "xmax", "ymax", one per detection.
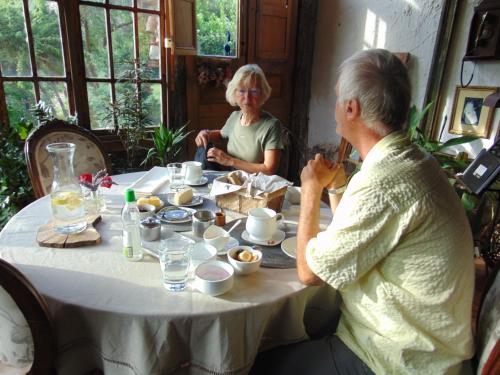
[
  {"xmin": 227, "ymin": 246, "xmax": 262, "ymax": 275},
  {"xmin": 190, "ymin": 242, "xmax": 217, "ymax": 270},
  {"xmin": 138, "ymin": 203, "xmax": 156, "ymax": 220},
  {"xmin": 203, "ymin": 225, "xmax": 230, "ymax": 251},
  {"xmin": 194, "ymin": 260, "xmax": 234, "ymax": 296}
]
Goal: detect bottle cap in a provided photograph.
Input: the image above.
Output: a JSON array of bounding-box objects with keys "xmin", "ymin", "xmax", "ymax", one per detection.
[{"xmin": 124, "ymin": 188, "xmax": 136, "ymax": 203}]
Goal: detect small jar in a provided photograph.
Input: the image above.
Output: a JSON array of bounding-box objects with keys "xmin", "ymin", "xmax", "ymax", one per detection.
[{"xmin": 140, "ymin": 216, "xmax": 161, "ymax": 241}]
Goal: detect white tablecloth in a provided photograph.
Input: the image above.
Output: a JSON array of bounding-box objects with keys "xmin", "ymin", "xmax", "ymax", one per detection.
[{"xmin": 0, "ymin": 171, "xmax": 339, "ymax": 375}]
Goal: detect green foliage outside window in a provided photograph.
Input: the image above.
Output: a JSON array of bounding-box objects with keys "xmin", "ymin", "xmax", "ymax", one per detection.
[
  {"xmin": 0, "ymin": 0, "xmax": 68, "ymax": 124},
  {"xmin": 196, "ymin": 0, "xmax": 237, "ymax": 57}
]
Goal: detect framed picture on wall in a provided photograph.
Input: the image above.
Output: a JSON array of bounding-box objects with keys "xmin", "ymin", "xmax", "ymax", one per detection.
[{"xmin": 449, "ymin": 86, "xmax": 497, "ymax": 138}]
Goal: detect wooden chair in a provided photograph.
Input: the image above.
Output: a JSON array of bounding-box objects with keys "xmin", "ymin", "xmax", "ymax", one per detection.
[
  {"xmin": 24, "ymin": 120, "xmax": 112, "ymax": 198},
  {"xmin": 0, "ymin": 258, "xmax": 56, "ymax": 374}
]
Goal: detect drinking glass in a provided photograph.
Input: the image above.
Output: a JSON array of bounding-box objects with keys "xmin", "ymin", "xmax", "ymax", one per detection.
[
  {"xmin": 167, "ymin": 162, "xmax": 186, "ymax": 192},
  {"xmin": 159, "ymin": 237, "xmax": 192, "ymax": 291}
]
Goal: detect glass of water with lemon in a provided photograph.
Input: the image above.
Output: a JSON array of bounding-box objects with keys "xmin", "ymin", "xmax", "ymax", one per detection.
[{"xmin": 47, "ymin": 143, "xmax": 87, "ymax": 234}]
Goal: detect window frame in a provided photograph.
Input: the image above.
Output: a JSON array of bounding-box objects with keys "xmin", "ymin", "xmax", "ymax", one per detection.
[
  {"xmin": 0, "ymin": 0, "xmax": 74, "ymax": 126},
  {"xmin": 0, "ymin": 0, "xmax": 170, "ymax": 138}
]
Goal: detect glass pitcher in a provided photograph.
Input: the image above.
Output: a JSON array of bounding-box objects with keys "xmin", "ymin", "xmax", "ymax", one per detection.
[{"xmin": 46, "ymin": 143, "xmax": 87, "ymax": 234}]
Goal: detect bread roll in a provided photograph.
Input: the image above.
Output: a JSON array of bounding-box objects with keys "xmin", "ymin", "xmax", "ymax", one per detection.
[{"xmin": 227, "ymin": 172, "xmax": 243, "ymax": 186}]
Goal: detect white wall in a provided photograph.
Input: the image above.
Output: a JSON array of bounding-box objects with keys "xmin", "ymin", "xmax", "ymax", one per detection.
[
  {"xmin": 436, "ymin": 0, "xmax": 500, "ymax": 157},
  {"xmin": 308, "ymin": 0, "xmax": 444, "ymax": 148}
]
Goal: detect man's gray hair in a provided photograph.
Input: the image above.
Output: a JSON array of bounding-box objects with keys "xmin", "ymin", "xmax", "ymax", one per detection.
[{"xmin": 337, "ymin": 49, "xmax": 411, "ymax": 135}]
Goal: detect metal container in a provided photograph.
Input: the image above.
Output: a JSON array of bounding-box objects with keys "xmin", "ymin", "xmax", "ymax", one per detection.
[
  {"xmin": 192, "ymin": 210, "xmax": 215, "ymax": 237},
  {"xmin": 140, "ymin": 216, "xmax": 161, "ymax": 241}
]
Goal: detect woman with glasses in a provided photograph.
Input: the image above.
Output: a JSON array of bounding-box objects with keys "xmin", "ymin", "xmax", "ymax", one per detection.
[{"xmin": 194, "ymin": 64, "xmax": 284, "ymax": 175}]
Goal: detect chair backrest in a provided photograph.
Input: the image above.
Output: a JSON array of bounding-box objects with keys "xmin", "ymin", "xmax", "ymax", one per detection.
[
  {"xmin": 0, "ymin": 258, "xmax": 56, "ymax": 374},
  {"xmin": 277, "ymin": 125, "xmax": 291, "ymax": 179},
  {"xmin": 475, "ymin": 268, "xmax": 499, "ymax": 374},
  {"xmin": 24, "ymin": 120, "xmax": 112, "ymax": 198}
]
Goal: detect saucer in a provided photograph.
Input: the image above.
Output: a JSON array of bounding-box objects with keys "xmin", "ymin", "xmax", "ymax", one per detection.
[
  {"xmin": 186, "ymin": 176, "xmax": 208, "ymax": 186},
  {"xmin": 167, "ymin": 194, "xmax": 204, "ymax": 207},
  {"xmin": 217, "ymin": 236, "xmax": 239, "ymax": 255},
  {"xmin": 157, "ymin": 207, "xmax": 196, "ymax": 224},
  {"xmin": 281, "ymin": 236, "xmax": 297, "ymax": 258},
  {"xmin": 241, "ymin": 230, "xmax": 286, "ymax": 247}
]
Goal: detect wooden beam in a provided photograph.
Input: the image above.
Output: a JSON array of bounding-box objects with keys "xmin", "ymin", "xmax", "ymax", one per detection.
[{"xmin": 288, "ymin": 0, "xmax": 319, "ymax": 184}]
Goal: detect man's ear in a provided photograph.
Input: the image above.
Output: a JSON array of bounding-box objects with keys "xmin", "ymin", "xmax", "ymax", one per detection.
[{"xmin": 345, "ymin": 98, "xmax": 360, "ymax": 120}]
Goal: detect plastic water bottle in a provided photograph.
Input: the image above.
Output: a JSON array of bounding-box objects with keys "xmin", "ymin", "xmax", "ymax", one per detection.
[{"xmin": 121, "ymin": 188, "xmax": 143, "ymax": 261}]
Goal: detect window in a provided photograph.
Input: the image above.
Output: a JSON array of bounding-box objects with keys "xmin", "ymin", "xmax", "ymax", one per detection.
[
  {"xmin": 196, "ymin": 0, "xmax": 238, "ymax": 57},
  {"xmin": 80, "ymin": 0, "xmax": 165, "ymax": 129},
  {"xmin": 0, "ymin": 0, "xmax": 168, "ymax": 131},
  {"xmin": 0, "ymin": 0, "xmax": 71, "ymax": 125}
]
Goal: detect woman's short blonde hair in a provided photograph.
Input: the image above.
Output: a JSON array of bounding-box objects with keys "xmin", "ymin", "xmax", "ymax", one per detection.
[{"xmin": 225, "ymin": 64, "xmax": 272, "ymax": 106}]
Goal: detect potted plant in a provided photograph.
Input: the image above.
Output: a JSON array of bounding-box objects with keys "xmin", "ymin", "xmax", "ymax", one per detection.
[
  {"xmin": 141, "ymin": 123, "xmax": 192, "ymax": 167},
  {"xmin": 102, "ymin": 59, "xmax": 154, "ymax": 171}
]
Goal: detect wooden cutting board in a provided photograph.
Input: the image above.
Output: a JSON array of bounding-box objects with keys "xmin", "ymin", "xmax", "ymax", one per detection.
[{"xmin": 37, "ymin": 215, "xmax": 102, "ymax": 248}]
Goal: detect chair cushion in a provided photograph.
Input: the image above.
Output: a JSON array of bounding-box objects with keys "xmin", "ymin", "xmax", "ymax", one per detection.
[
  {"xmin": 34, "ymin": 131, "xmax": 108, "ymax": 195},
  {"xmin": 476, "ymin": 271, "xmax": 500, "ymax": 374},
  {"xmin": 0, "ymin": 286, "xmax": 34, "ymax": 372}
]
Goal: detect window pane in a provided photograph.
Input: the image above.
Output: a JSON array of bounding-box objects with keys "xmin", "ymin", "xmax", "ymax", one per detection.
[
  {"xmin": 138, "ymin": 0, "xmax": 159, "ymax": 11},
  {"xmin": 0, "ymin": 1, "xmax": 32, "ymax": 76},
  {"xmin": 196, "ymin": 0, "xmax": 237, "ymax": 57},
  {"xmin": 138, "ymin": 13, "xmax": 160, "ymax": 78},
  {"xmin": 143, "ymin": 83, "xmax": 161, "ymax": 126},
  {"xmin": 80, "ymin": 0, "xmax": 104, "ymax": 3},
  {"xmin": 29, "ymin": 0, "xmax": 65, "ymax": 77},
  {"xmin": 39, "ymin": 81, "xmax": 69, "ymax": 119},
  {"xmin": 111, "ymin": 10, "xmax": 134, "ymax": 77},
  {"xmin": 87, "ymin": 82, "xmax": 111, "ymax": 129},
  {"xmin": 4, "ymin": 82, "xmax": 36, "ymax": 124},
  {"xmin": 80, "ymin": 5, "xmax": 109, "ymax": 78},
  {"xmin": 110, "ymin": 0, "xmax": 132, "ymax": 6}
]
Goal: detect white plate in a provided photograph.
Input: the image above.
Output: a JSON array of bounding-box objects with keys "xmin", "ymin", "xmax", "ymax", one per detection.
[
  {"xmin": 157, "ymin": 207, "xmax": 196, "ymax": 224},
  {"xmin": 241, "ymin": 230, "xmax": 286, "ymax": 247},
  {"xmin": 186, "ymin": 176, "xmax": 208, "ymax": 186},
  {"xmin": 167, "ymin": 194, "xmax": 204, "ymax": 207},
  {"xmin": 217, "ymin": 236, "xmax": 239, "ymax": 255},
  {"xmin": 281, "ymin": 236, "xmax": 297, "ymax": 259}
]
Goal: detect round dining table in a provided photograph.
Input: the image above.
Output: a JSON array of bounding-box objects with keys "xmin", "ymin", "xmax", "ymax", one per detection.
[{"xmin": 0, "ymin": 170, "xmax": 340, "ymax": 375}]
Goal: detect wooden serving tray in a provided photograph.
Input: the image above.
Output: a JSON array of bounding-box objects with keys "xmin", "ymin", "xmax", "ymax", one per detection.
[{"xmin": 37, "ymin": 215, "xmax": 102, "ymax": 248}]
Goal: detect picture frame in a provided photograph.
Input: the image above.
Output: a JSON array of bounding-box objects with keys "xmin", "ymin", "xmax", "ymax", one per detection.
[{"xmin": 449, "ymin": 86, "xmax": 498, "ymax": 138}]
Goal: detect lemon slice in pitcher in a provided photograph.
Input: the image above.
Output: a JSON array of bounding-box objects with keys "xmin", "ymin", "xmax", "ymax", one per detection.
[{"xmin": 51, "ymin": 192, "xmax": 83, "ymax": 211}]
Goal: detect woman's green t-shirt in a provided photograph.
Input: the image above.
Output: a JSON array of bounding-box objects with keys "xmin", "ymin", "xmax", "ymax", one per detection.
[{"xmin": 220, "ymin": 111, "xmax": 284, "ymax": 163}]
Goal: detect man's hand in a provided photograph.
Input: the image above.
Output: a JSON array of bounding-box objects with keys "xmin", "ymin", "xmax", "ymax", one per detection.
[
  {"xmin": 300, "ymin": 153, "xmax": 338, "ymax": 193},
  {"xmin": 326, "ymin": 163, "xmax": 347, "ymax": 190},
  {"xmin": 207, "ymin": 147, "xmax": 234, "ymax": 167},
  {"xmin": 195, "ymin": 130, "xmax": 210, "ymax": 148}
]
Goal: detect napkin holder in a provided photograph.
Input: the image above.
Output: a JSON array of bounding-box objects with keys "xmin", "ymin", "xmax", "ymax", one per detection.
[{"xmin": 212, "ymin": 172, "xmax": 287, "ymax": 214}]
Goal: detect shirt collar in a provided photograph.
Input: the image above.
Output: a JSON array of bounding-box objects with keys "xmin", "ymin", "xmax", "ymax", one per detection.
[{"xmin": 360, "ymin": 131, "xmax": 410, "ymax": 171}]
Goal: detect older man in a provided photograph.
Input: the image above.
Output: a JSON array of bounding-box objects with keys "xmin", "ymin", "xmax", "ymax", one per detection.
[{"xmin": 252, "ymin": 49, "xmax": 474, "ymax": 374}]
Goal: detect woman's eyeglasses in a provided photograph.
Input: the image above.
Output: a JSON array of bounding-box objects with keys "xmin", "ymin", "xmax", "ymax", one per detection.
[{"xmin": 236, "ymin": 88, "xmax": 261, "ymax": 97}]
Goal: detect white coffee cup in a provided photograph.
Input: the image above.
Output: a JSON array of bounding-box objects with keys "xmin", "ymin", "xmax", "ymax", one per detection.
[
  {"xmin": 245, "ymin": 208, "xmax": 283, "ymax": 241},
  {"xmin": 182, "ymin": 161, "xmax": 202, "ymax": 184}
]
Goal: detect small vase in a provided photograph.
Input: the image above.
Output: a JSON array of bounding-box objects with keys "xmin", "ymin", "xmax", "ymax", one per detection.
[{"xmin": 83, "ymin": 187, "xmax": 106, "ymax": 215}]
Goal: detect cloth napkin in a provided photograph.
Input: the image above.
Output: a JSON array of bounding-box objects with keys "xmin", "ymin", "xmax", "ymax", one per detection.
[
  {"xmin": 210, "ymin": 171, "xmax": 292, "ymax": 197},
  {"xmin": 128, "ymin": 166, "xmax": 170, "ymax": 195}
]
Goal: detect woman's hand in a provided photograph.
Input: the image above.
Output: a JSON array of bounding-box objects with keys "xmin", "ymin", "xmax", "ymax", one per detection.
[
  {"xmin": 195, "ymin": 129, "xmax": 210, "ymax": 148},
  {"xmin": 207, "ymin": 147, "xmax": 234, "ymax": 167}
]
